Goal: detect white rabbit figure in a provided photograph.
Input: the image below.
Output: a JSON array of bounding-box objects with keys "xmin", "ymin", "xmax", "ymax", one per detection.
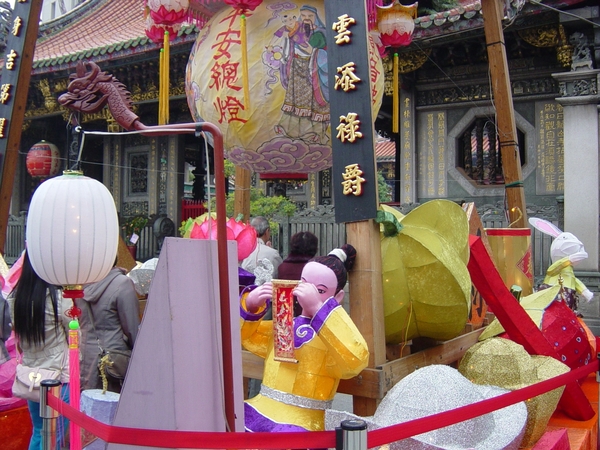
[{"xmin": 528, "ymin": 217, "xmax": 593, "ymax": 309}]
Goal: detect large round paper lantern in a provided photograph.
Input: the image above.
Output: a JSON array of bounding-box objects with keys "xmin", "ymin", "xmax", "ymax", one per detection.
[
  {"xmin": 26, "ymin": 171, "xmax": 119, "ymax": 290},
  {"xmin": 26, "ymin": 140, "xmax": 61, "ymax": 178},
  {"xmin": 186, "ymin": 0, "xmax": 385, "ymax": 174}
]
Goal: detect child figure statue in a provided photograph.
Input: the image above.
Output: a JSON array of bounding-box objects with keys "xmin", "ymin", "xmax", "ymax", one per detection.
[
  {"xmin": 529, "ymin": 218, "xmax": 594, "ymax": 311},
  {"xmin": 240, "ymin": 244, "xmax": 369, "ymax": 432}
]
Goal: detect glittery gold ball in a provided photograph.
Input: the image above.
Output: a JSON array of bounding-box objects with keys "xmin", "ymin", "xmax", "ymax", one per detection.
[
  {"xmin": 459, "ymin": 337, "xmax": 535, "ymax": 389},
  {"xmin": 459, "ymin": 337, "xmax": 569, "ymax": 447}
]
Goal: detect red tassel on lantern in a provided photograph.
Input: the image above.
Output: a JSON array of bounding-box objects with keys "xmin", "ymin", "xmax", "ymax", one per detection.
[
  {"xmin": 64, "ymin": 291, "xmax": 83, "ymax": 450},
  {"xmin": 68, "ymin": 322, "xmax": 81, "ymax": 450}
]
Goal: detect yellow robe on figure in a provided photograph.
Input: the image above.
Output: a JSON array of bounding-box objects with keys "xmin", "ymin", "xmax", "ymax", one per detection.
[{"xmin": 240, "ymin": 294, "xmax": 369, "ymax": 432}]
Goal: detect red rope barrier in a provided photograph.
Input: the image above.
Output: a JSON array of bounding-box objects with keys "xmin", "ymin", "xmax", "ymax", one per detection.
[
  {"xmin": 370, "ymin": 360, "xmax": 598, "ymax": 447},
  {"xmin": 47, "ymin": 359, "xmax": 598, "ymax": 449}
]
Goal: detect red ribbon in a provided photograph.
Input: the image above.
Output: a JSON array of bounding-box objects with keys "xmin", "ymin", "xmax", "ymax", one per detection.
[{"xmin": 47, "ymin": 359, "xmax": 598, "ymax": 449}]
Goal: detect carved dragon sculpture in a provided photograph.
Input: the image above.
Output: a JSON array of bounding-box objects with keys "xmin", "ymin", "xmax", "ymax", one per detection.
[
  {"xmin": 58, "ymin": 61, "xmax": 142, "ymax": 130},
  {"xmin": 57, "ymin": 61, "xmax": 241, "ymax": 430}
]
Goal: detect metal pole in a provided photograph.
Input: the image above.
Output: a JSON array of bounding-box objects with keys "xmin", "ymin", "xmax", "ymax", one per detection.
[
  {"xmin": 40, "ymin": 379, "xmax": 61, "ymax": 450},
  {"xmin": 337, "ymin": 419, "xmax": 367, "ymax": 450}
]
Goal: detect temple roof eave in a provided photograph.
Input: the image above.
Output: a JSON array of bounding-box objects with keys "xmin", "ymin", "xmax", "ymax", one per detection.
[
  {"xmin": 24, "ymin": 0, "xmax": 592, "ymax": 76},
  {"xmin": 31, "ymin": 28, "xmax": 197, "ymax": 76}
]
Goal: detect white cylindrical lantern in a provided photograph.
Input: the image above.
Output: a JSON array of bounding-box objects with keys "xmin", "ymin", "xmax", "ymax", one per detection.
[{"xmin": 26, "ymin": 171, "xmax": 119, "ymax": 289}]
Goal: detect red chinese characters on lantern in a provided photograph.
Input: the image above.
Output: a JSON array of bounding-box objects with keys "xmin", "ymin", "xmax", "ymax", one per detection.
[
  {"xmin": 209, "ymin": 9, "xmax": 247, "ymax": 124},
  {"xmin": 26, "ymin": 141, "xmax": 61, "ymax": 178},
  {"xmin": 215, "ymin": 96, "xmax": 247, "ymax": 124},
  {"xmin": 209, "ymin": 60, "xmax": 242, "ymax": 91},
  {"xmin": 368, "ymin": 39, "xmax": 382, "ymax": 104}
]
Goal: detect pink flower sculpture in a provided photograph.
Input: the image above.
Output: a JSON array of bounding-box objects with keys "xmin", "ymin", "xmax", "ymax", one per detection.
[
  {"xmin": 190, "ymin": 217, "xmax": 257, "ymax": 261},
  {"xmin": 147, "ymin": 0, "xmax": 189, "ymax": 26},
  {"xmin": 145, "ymin": 16, "xmax": 181, "ymax": 43},
  {"xmin": 379, "ymin": 30, "xmax": 414, "ymax": 48},
  {"xmin": 223, "ymin": 0, "xmax": 263, "ymax": 12}
]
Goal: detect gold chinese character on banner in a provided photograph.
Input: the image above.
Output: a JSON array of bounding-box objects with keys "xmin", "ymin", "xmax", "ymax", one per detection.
[
  {"xmin": 342, "ymin": 163, "xmax": 365, "ymax": 196},
  {"xmin": 334, "ymin": 62, "xmax": 361, "ymax": 92},
  {"xmin": 5, "ymin": 50, "xmax": 18, "ymax": 70},
  {"xmin": 336, "ymin": 112, "xmax": 362, "ymax": 142},
  {"xmin": 0, "ymin": 118, "xmax": 7, "ymax": 138},
  {"xmin": 12, "ymin": 17, "xmax": 22, "ymax": 36},
  {"xmin": 332, "ymin": 14, "xmax": 356, "ymax": 45},
  {"xmin": 0, "ymin": 84, "xmax": 11, "ymax": 104}
]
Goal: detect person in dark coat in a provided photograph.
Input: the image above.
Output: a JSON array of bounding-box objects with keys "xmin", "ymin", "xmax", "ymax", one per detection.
[
  {"xmin": 77, "ymin": 266, "xmax": 140, "ymax": 393},
  {"xmin": 278, "ymin": 231, "xmax": 319, "ymax": 280},
  {"xmin": 277, "ymin": 231, "xmax": 318, "ymax": 317}
]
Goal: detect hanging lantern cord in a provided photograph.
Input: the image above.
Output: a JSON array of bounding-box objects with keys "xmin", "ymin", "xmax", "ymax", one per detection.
[
  {"xmin": 66, "ymin": 126, "xmax": 86, "ymax": 172},
  {"xmin": 66, "ymin": 114, "xmax": 84, "ymax": 171}
]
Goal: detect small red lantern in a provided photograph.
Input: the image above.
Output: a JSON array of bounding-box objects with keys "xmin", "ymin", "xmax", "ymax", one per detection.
[{"xmin": 26, "ymin": 140, "xmax": 61, "ymax": 178}]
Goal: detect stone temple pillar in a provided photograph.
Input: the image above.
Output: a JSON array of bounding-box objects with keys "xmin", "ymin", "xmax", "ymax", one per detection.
[{"xmin": 552, "ymin": 69, "xmax": 600, "ymax": 272}]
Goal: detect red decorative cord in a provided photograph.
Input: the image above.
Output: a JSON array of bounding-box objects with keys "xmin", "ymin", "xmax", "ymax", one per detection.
[{"xmin": 46, "ymin": 358, "xmax": 598, "ymax": 449}]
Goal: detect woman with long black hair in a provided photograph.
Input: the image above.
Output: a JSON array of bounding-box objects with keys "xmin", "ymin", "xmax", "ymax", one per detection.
[{"xmin": 8, "ymin": 251, "xmax": 70, "ymax": 449}]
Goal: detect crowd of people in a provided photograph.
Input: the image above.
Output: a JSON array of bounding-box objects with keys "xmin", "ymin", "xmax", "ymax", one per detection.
[{"xmin": 0, "ymin": 251, "xmax": 139, "ymax": 449}]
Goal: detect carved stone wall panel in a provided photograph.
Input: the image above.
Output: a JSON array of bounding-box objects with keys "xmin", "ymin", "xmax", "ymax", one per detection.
[{"xmin": 416, "ymin": 76, "xmax": 558, "ymax": 107}]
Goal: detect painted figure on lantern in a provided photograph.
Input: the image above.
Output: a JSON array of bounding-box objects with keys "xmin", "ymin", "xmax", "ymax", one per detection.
[
  {"xmin": 186, "ymin": 0, "xmax": 385, "ymax": 175},
  {"xmin": 267, "ymin": 4, "xmax": 329, "ymax": 144},
  {"xmin": 240, "ymin": 245, "xmax": 368, "ymax": 432}
]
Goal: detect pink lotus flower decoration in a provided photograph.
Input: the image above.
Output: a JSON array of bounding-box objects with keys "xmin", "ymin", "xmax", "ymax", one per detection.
[
  {"xmin": 376, "ymin": 0, "xmax": 417, "ymax": 49},
  {"xmin": 147, "ymin": 0, "xmax": 189, "ymax": 26},
  {"xmin": 379, "ymin": 30, "xmax": 414, "ymax": 48},
  {"xmin": 190, "ymin": 217, "xmax": 257, "ymax": 261},
  {"xmin": 223, "ymin": 0, "xmax": 263, "ymax": 12},
  {"xmin": 145, "ymin": 16, "xmax": 181, "ymax": 43}
]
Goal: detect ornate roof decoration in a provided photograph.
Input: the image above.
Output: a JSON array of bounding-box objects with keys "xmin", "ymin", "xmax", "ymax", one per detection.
[
  {"xmin": 411, "ymin": 0, "xmax": 527, "ymax": 40},
  {"xmin": 31, "ymin": 0, "xmax": 198, "ymax": 74},
  {"xmin": 21, "ymin": 0, "xmax": 592, "ymax": 76}
]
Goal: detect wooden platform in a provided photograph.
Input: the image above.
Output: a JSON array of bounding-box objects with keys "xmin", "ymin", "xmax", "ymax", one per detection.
[{"xmin": 242, "ymin": 327, "xmax": 485, "ymax": 400}]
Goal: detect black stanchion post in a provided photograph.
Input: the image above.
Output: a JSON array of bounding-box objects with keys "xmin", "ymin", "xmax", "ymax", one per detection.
[
  {"xmin": 40, "ymin": 379, "xmax": 61, "ymax": 450},
  {"xmin": 339, "ymin": 419, "xmax": 367, "ymax": 450}
]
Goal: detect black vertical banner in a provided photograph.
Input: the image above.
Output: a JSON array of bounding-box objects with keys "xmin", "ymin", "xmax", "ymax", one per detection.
[
  {"xmin": 325, "ymin": 0, "xmax": 378, "ymax": 224},
  {"xmin": 0, "ymin": 0, "xmax": 43, "ymax": 251}
]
